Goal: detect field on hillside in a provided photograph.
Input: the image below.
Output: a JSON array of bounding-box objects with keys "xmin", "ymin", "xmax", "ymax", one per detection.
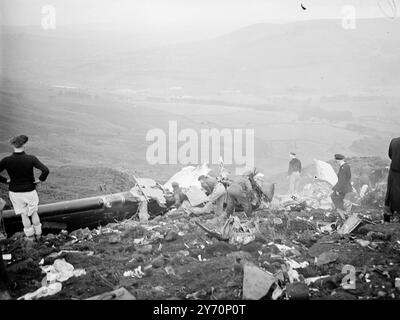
[{"xmin": 1, "ymin": 83, "xmax": 398, "ymax": 183}]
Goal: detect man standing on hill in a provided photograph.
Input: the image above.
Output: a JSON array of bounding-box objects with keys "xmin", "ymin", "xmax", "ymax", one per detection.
[
  {"xmin": 0, "ymin": 135, "xmax": 50, "ymax": 241},
  {"xmin": 288, "ymin": 152, "xmax": 302, "ymax": 196},
  {"xmin": 384, "ymin": 137, "xmax": 400, "ymax": 222},
  {"xmin": 331, "ymin": 154, "xmax": 352, "ymax": 222}
]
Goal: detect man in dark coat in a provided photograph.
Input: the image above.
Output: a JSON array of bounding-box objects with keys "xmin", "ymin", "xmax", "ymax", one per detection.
[
  {"xmin": 384, "ymin": 137, "xmax": 400, "ymax": 222},
  {"xmin": 331, "ymin": 154, "xmax": 352, "ymax": 221}
]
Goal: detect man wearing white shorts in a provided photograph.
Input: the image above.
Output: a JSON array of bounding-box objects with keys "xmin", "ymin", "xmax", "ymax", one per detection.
[{"xmin": 0, "ymin": 135, "xmax": 49, "ymax": 241}]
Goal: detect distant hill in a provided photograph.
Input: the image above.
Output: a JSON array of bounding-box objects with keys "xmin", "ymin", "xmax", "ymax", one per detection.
[{"xmin": 2, "ymin": 19, "xmax": 400, "ymax": 93}]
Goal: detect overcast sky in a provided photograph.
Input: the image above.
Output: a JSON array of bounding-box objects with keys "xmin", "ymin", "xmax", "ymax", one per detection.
[{"xmin": 0, "ymin": 0, "xmax": 396, "ymax": 34}]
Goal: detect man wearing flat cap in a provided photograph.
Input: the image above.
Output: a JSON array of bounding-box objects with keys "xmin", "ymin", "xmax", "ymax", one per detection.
[
  {"xmin": 0, "ymin": 135, "xmax": 50, "ymax": 241},
  {"xmin": 331, "ymin": 154, "xmax": 352, "ymax": 221}
]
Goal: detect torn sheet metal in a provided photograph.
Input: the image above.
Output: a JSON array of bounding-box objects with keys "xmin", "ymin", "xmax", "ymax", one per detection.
[
  {"xmin": 185, "ymin": 186, "xmax": 209, "ymax": 207},
  {"xmin": 134, "ymin": 178, "xmax": 166, "ymax": 205},
  {"xmin": 18, "ymin": 282, "xmax": 63, "ymax": 300},
  {"xmin": 163, "ymin": 163, "xmax": 211, "ymax": 191},
  {"xmin": 242, "ymin": 263, "xmax": 276, "ymax": 300},
  {"xmin": 313, "ymin": 159, "xmax": 338, "ymax": 186},
  {"xmin": 337, "ymin": 214, "xmax": 362, "ymax": 235}
]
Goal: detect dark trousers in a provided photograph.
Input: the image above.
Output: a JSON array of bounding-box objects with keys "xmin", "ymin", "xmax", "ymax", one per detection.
[
  {"xmin": 331, "ymin": 192, "xmax": 346, "ymax": 210},
  {"xmin": 226, "ymin": 184, "xmax": 253, "ymax": 217},
  {"xmin": 385, "ymin": 169, "xmax": 400, "ymax": 214}
]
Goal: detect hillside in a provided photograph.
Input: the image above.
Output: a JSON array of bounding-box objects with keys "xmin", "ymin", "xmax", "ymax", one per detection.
[{"xmin": 1, "ymin": 18, "xmax": 399, "ymax": 181}]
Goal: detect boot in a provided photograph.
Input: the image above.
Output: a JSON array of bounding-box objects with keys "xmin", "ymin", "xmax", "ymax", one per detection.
[
  {"xmin": 25, "ymin": 236, "xmax": 35, "ymax": 242},
  {"xmin": 383, "ymin": 213, "xmax": 391, "ymax": 223}
]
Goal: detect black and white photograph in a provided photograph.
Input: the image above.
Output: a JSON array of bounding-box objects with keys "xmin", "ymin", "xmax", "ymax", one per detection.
[{"xmin": 1, "ymin": 0, "xmax": 400, "ymax": 308}]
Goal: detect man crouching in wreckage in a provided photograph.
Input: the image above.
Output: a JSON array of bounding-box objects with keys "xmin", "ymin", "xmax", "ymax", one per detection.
[
  {"xmin": 180, "ymin": 175, "xmax": 227, "ymax": 217},
  {"xmin": 180, "ymin": 169, "xmax": 274, "ymax": 218}
]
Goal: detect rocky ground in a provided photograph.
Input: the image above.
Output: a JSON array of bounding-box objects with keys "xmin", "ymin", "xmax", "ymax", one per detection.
[
  {"xmin": 2, "ymin": 202, "xmax": 400, "ymax": 300},
  {"xmin": 1, "ymin": 156, "xmax": 399, "ymax": 300}
]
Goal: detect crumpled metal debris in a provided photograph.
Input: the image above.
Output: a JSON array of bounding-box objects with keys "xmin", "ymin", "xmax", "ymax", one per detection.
[
  {"xmin": 196, "ymin": 216, "xmax": 256, "ymax": 245},
  {"xmin": 221, "ymin": 216, "xmax": 255, "ymax": 246},
  {"xmin": 135, "ymin": 178, "xmax": 166, "ymax": 205},
  {"xmin": 337, "ymin": 214, "xmax": 362, "ymax": 235},
  {"xmin": 184, "ymin": 186, "xmax": 209, "ymax": 207},
  {"xmin": 18, "ymin": 258, "xmax": 86, "ymax": 300},
  {"xmin": 70, "ymin": 227, "xmax": 92, "ymax": 240},
  {"xmin": 285, "ymin": 258, "xmax": 309, "ymax": 269},
  {"xmin": 163, "ymin": 163, "xmax": 211, "ymax": 191},
  {"xmin": 318, "ymin": 222, "xmax": 337, "ymax": 234},
  {"xmin": 301, "ymin": 181, "xmax": 334, "ymax": 210},
  {"xmin": 41, "ymin": 258, "xmax": 86, "ymax": 283},
  {"xmin": 271, "ymin": 243, "xmax": 295, "ymax": 255},
  {"xmin": 355, "ymin": 239, "xmax": 371, "ymax": 247},
  {"xmin": 186, "ymin": 289, "xmax": 208, "ymax": 300},
  {"xmin": 124, "ymin": 266, "xmax": 145, "ymax": 279},
  {"xmin": 242, "ymin": 263, "xmax": 276, "ymax": 300},
  {"xmin": 304, "ymin": 275, "xmax": 330, "ymax": 285},
  {"xmin": 18, "ymin": 282, "xmax": 63, "ymax": 300}
]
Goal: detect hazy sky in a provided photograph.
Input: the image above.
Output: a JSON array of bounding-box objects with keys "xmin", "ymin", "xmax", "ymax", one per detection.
[{"xmin": 0, "ymin": 0, "xmax": 396, "ymax": 33}]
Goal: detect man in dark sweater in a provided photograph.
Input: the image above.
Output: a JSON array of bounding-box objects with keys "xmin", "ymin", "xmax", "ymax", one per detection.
[
  {"xmin": 331, "ymin": 154, "xmax": 352, "ymax": 221},
  {"xmin": 288, "ymin": 152, "xmax": 302, "ymax": 196},
  {"xmin": 384, "ymin": 137, "xmax": 400, "ymax": 222},
  {"xmin": 0, "ymin": 135, "xmax": 49, "ymax": 241}
]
